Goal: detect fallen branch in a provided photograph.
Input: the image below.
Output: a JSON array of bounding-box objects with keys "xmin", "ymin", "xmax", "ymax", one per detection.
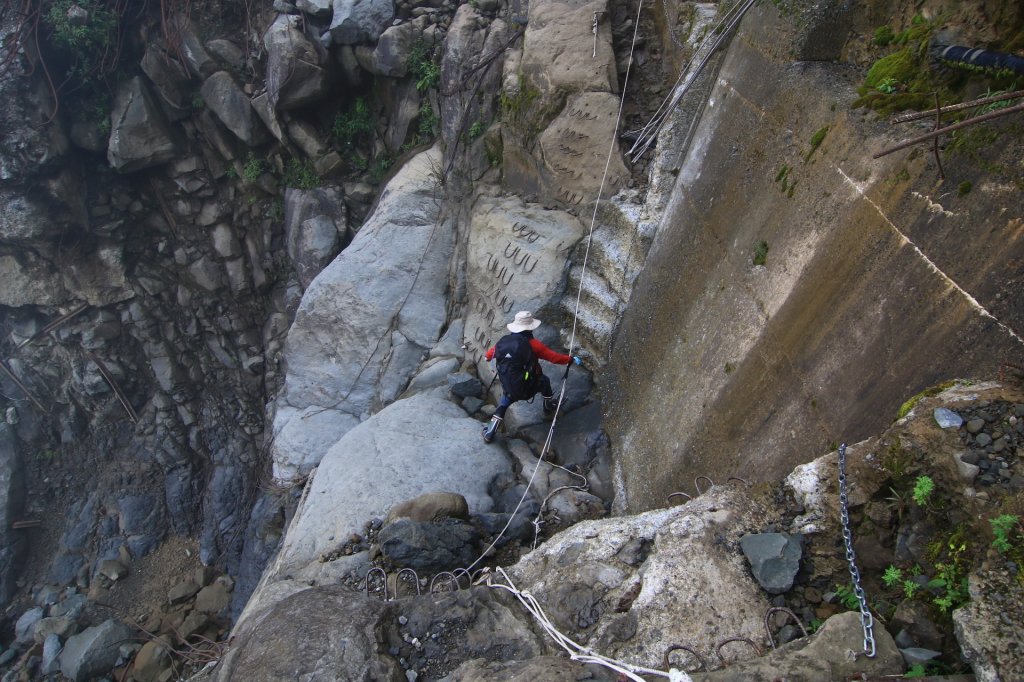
[
  {"xmin": 891, "ymin": 89, "xmax": 1024, "ymax": 124},
  {"xmin": 0, "ymin": 356, "xmax": 47, "ymax": 414},
  {"xmin": 873, "ymin": 101, "xmax": 1024, "ymax": 159},
  {"xmin": 16, "ymin": 303, "xmax": 89, "ymax": 350},
  {"xmin": 83, "ymin": 348, "xmax": 138, "ymax": 423}
]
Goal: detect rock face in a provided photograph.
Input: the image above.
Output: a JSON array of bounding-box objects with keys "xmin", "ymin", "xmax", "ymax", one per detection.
[
  {"xmin": 201, "ymin": 72, "xmax": 267, "ymax": 146},
  {"xmin": 271, "ymin": 146, "xmax": 451, "ymax": 482},
  {"xmin": 740, "ymin": 532, "xmax": 803, "ymax": 594}
]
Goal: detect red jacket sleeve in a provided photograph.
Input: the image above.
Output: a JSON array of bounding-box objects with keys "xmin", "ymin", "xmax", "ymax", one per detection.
[
  {"xmin": 529, "ymin": 338, "xmax": 571, "ymax": 365},
  {"xmin": 485, "ymin": 346, "xmax": 495, "ymax": 361}
]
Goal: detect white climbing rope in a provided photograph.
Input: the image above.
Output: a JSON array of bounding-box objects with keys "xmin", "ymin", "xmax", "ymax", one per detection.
[{"xmin": 487, "ymin": 568, "xmax": 690, "ymax": 681}]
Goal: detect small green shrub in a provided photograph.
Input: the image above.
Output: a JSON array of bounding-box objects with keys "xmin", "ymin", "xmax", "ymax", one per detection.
[
  {"xmin": 724, "ymin": 362, "xmax": 734, "ymax": 374},
  {"xmin": 45, "ymin": 0, "xmax": 120, "ymax": 83},
  {"xmin": 408, "ymin": 41, "xmax": 440, "ymax": 92},
  {"xmin": 468, "ymin": 121, "xmax": 485, "ymax": 139},
  {"xmin": 282, "ymin": 159, "xmax": 320, "ymax": 189},
  {"xmin": 905, "ymin": 663, "xmax": 927, "ymax": 678},
  {"xmin": 991, "ymin": 514, "xmax": 1020, "ymax": 553},
  {"xmin": 882, "ymin": 565, "xmax": 902, "ymax": 588},
  {"xmin": 806, "ymin": 126, "xmax": 829, "ymax": 161},
  {"xmin": 417, "ymin": 100, "xmax": 439, "ymax": 142},
  {"xmin": 243, "ymin": 156, "xmax": 267, "ymax": 183},
  {"xmin": 957, "ymin": 180, "xmax": 972, "ymax": 196},
  {"xmin": 333, "ymin": 97, "xmax": 374, "ymax": 147},
  {"xmin": 834, "ymin": 584, "xmax": 860, "ymax": 610},
  {"xmin": 873, "ymin": 26, "xmax": 895, "ymax": 46},
  {"xmin": 912, "ymin": 475, "xmax": 934, "ymax": 506},
  {"xmin": 370, "ymin": 155, "xmax": 393, "ymax": 183},
  {"xmin": 753, "ymin": 240, "xmax": 769, "ymax": 266}
]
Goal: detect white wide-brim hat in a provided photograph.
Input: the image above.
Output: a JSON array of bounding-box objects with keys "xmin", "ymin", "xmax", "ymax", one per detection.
[{"xmin": 507, "ymin": 310, "xmax": 542, "ymax": 333}]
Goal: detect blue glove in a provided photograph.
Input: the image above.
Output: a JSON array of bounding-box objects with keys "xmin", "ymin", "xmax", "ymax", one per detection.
[{"xmin": 572, "ymin": 355, "xmax": 582, "ymax": 366}]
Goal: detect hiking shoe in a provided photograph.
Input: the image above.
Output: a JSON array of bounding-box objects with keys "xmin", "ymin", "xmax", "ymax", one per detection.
[
  {"xmin": 482, "ymin": 416, "xmax": 502, "ymax": 443},
  {"xmin": 543, "ymin": 397, "xmax": 556, "ymax": 416}
]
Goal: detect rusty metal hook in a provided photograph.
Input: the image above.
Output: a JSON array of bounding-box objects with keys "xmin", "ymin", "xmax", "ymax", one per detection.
[
  {"xmin": 663, "ymin": 644, "xmax": 706, "ymax": 672},
  {"xmin": 694, "ymin": 476, "xmax": 714, "ymax": 495},
  {"xmin": 764, "ymin": 607, "xmax": 808, "ymax": 649},
  {"xmin": 727, "ymin": 476, "xmax": 749, "ymax": 486},
  {"xmin": 666, "ymin": 492, "xmax": 692, "ymax": 505},
  {"xmin": 715, "ymin": 637, "xmax": 763, "ymax": 666},
  {"xmin": 504, "ymin": 242, "xmax": 520, "ymax": 258}
]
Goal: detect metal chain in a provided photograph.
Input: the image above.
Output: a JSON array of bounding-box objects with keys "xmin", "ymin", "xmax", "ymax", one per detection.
[{"xmin": 837, "ymin": 443, "xmax": 877, "ymax": 658}]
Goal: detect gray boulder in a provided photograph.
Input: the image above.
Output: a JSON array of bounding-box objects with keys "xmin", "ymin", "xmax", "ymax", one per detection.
[
  {"xmin": 272, "ymin": 389, "xmax": 512, "ymax": 582},
  {"xmin": 283, "ymin": 186, "xmax": 350, "ymax": 290},
  {"xmin": 108, "ymin": 77, "xmax": 180, "ymax": 173},
  {"xmin": 41, "ymin": 633, "xmax": 63, "ymax": 676},
  {"xmin": 217, "ymin": 587, "xmax": 402, "ymax": 681},
  {"xmin": 739, "ymin": 532, "xmax": 803, "ymax": 594},
  {"xmin": 140, "ymin": 43, "xmax": 191, "ymax": 116},
  {"xmin": 330, "ymin": 0, "xmax": 394, "ymax": 45},
  {"xmin": 378, "ymin": 518, "xmax": 481, "ymax": 572},
  {"xmin": 271, "ymin": 147, "xmax": 450, "ymax": 481},
  {"xmin": 448, "ymin": 373, "xmax": 483, "ymax": 399},
  {"xmin": 59, "ymin": 619, "xmax": 133, "ymax": 682},
  {"xmin": 0, "ymin": 423, "xmax": 24, "ymax": 605},
  {"xmin": 356, "ymin": 21, "xmax": 421, "ymax": 78},
  {"xmin": 172, "ymin": 16, "xmax": 218, "ymax": 78},
  {"xmin": 201, "ymin": 72, "xmax": 267, "ymax": 146},
  {"xmin": 15, "ymin": 606, "xmax": 43, "ymax": 643},
  {"xmin": 297, "ymin": 0, "xmax": 333, "ymax": 16},
  {"xmin": 264, "ymin": 14, "xmax": 330, "ymax": 110}
]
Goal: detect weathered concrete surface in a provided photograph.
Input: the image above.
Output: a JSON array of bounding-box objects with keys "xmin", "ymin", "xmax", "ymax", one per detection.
[{"xmin": 604, "ymin": 3, "xmax": 1024, "ymax": 510}]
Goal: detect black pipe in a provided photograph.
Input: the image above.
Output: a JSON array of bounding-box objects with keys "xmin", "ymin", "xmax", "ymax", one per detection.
[{"xmin": 934, "ymin": 44, "xmax": 1024, "ymax": 75}]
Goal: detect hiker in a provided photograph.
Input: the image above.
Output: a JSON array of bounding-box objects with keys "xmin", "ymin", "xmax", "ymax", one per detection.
[{"xmin": 482, "ymin": 311, "xmax": 581, "ymax": 443}]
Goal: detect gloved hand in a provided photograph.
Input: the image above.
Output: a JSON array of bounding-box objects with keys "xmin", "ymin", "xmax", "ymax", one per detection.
[{"xmin": 572, "ymin": 355, "xmax": 583, "ymax": 366}]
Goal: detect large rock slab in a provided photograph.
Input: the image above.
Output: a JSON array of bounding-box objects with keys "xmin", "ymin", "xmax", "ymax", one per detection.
[
  {"xmin": 108, "ymin": 76, "xmax": 180, "ymax": 172},
  {"xmin": 272, "ymin": 389, "xmax": 512, "ymax": 579},
  {"xmin": 271, "ymin": 146, "xmax": 451, "ymax": 481}
]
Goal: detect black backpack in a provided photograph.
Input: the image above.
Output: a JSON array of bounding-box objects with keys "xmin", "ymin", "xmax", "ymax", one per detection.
[{"xmin": 494, "ymin": 333, "xmax": 537, "ymax": 400}]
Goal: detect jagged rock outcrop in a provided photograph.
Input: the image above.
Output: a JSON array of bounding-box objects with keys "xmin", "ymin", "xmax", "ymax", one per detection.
[
  {"xmin": 283, "ymin": 186, "xmax": 350, "ymax": 290},
  {"xmin": 330, "ymin": 0, "xmax": 395, "ymax": 45}
]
